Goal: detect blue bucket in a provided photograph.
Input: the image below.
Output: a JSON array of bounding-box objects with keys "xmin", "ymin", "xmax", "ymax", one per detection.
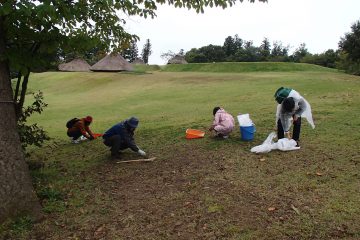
[{"xmin": 240, "ymin": 125, "xmax": 256, "ymax": 141}]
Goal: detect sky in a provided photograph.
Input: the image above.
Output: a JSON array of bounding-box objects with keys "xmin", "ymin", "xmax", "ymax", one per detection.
[{"xmin": 124, "ymin": 0, "xmax": 360, "ymax": 65}]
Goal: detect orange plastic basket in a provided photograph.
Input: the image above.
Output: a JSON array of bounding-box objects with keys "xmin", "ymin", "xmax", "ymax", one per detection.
[
  {"xmin": 92, "ymin": 133, "xmax": 103, "ymax": 139},
  {"xmin": 186, "ymin": 129, "xmax": 205, "ymax": 139}
]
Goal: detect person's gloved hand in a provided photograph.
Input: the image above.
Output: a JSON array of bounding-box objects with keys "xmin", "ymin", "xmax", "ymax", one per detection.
[{"xmin": 138, "ymin": 149, "xmax": 146, "ymax": 156}]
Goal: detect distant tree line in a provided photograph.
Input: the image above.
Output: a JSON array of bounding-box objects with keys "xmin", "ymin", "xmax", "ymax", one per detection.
[
  {"xmin": 183, "ymin": 19, "xmax": 360, "ymax": 75},
  {"xmin": 184, "ymin": 35, "xmax": 340, "ymax": 68},
  {"xmin": 26, "ymin": 19, "xmax": 360, "ymax": 76}
]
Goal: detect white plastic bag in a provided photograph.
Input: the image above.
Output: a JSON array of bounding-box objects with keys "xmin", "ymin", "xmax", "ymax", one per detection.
[
  {"xmin": 237, "ymin": 113, "xmax": 253, "ymax": 126},
  {"xmin": 250, "ymin": 132, "xmax": 276, "ymax": 153},
  {"xmin": 301, "ymin": 98, "xmax": 315, "ymax": 129},
  {"xmin": 250, "ymin": 132, "xmax": 300, "ymax": 153},
  {"xmin": 275, "ymin": 138, "xmax": 300, "ymax": 151}
]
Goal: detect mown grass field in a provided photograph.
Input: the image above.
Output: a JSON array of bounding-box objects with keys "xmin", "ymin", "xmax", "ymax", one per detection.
[{"xmin": 2, "ymin": 62, "xmax": 360, "ymax": 239}]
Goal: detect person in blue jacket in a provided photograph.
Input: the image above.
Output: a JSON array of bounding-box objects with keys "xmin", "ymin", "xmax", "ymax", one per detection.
[{"xmin": 103, "ymin": 117, "xmax": 146, "ymax": 160}]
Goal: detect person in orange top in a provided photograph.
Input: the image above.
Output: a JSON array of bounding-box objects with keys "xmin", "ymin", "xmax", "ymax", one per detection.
[{"xmin": 67, "ymin": 116, "xmax": 94, "ymax": 143}]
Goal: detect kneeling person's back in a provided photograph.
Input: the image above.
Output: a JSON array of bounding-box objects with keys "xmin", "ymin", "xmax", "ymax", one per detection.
[{"xmin": 103, "ymin": 117, "xmax": 146, "ymax": 159}]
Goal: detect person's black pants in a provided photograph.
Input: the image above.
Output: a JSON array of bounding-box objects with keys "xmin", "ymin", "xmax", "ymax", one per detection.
[
  {"xmin": 277, "ymin": 117, "xmax": 301, "ymax": 141},
  {"xmin": 103, "ymin": 135, "xmax": 128, "ymax": 156},
  {"xmin": 67, "ymin": 130, "xmax": 82, "ymax": 140}
]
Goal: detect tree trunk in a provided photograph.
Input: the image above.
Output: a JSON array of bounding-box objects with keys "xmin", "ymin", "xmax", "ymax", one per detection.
[
  {"xmin": 14, "ymin": 72, "xmax": 22, "ymax": 118},
  {"xmin": 0, "ymin": 17, "xmax": 42, "ymax": 224},
  {"xmin": 13, "ymin": 72, "xmax": 21, "ymax": 102},
  {"xmin": 15, "ymin": 70, "xmax": 30, "ymax": 118}
]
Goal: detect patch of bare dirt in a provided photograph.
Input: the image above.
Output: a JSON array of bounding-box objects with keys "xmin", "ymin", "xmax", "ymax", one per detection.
[
  {"xmin": 26, "ymin": 139, "xmax": 356, "ymax": 240},
  {"xmin": 29, "ymin": 143, "xmax": 274, "ymax": 239}
]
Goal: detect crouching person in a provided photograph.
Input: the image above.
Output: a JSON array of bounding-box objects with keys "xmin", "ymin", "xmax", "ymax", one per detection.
[
  {"xmin": 67, "ymin": 116, "xmax": 94, "ymax": 144},
  {"xmin": 103, "ymin": 117, "xmax": 146, "ymax": 160},
  {"xmin": 209, "ymin": 107, "xmax": 235, "ymax": 139}
]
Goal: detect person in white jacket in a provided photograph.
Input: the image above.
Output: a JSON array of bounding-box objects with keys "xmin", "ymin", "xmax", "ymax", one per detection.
[{"xmin": 274, "ymin": 87, "xmax": 315, "ymax": 146}]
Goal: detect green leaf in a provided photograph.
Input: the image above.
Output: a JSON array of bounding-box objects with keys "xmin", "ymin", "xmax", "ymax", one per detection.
[{"xmin": 0, "ymin": 2, "xmax": 13, "ymax": 15}]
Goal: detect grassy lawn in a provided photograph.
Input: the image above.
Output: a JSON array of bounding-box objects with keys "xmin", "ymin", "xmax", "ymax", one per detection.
[{"xmin": 2, "ymin": 63, "xmax": 360, "ymax": 239}]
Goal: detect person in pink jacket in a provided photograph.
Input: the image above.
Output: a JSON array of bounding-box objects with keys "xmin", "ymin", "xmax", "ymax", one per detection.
[{"xmin": 209, "ymin": 107, "xmax": 235, "ymax": 138}]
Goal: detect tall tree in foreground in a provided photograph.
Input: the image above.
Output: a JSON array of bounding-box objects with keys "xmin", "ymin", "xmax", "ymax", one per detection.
[
  {"xmin": 0, "ymin": 17, "xmax": 43, "ymax": 222},
  {"xmin": 141, "ymin": 39, "xmax": 152, "ymax": 64},
  {"xmin": 0, "ymin": 0, "xmax": 267, "ymax": 224},
  {"xmin": 338, "ymin": 19, "xmax": 360, "ymax": 75}
]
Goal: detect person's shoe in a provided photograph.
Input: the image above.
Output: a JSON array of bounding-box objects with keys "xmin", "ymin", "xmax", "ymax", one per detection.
[
  {"xmin": 111, "ymin": 153, "xmax": 122, "ymax": 160},
  {"xmin": 215, "ymin": 132, "xmax": 223, "ymax": 138},
  {"xmin": 79, "ymin": 135, "xmax": 87, "ymax": 141},
  {"xmin": 71, "ymin": 139, "xmax": 79, "ymax": 144},
  {"xmin": 215, "ymin": 132, "xmax": 229, "ymax": 139},
  {"xmin": 295, "ymin": 141, "xmax": 300, "ymax": 147}
]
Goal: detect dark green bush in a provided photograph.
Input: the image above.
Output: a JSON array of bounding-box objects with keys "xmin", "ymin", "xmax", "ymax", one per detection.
[{"xmin": 17, "ymin": 91, "xmax": 50, "ymax": 152}]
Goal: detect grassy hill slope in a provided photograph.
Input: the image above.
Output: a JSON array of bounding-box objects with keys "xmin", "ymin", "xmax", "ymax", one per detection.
[
  {"xmin": 133, "ymin": 64, "xmax": 161, "ymax": 72},
  {"xmin": 3, "ymin": 67, "xmax": 360, "ymax": 239},
  {"xmin": 162, "ymin": 62, "xmax": 338, "ymax": 73}
]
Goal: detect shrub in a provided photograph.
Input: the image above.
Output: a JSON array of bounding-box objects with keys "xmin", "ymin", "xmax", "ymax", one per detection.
[{"xmin": 17, "ymin": 91, "xmax": 50, "ymax": 152}]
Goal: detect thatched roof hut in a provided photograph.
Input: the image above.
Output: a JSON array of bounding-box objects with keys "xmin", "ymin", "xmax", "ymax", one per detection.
[
  {"xmin": 90, "ymin": 53, "xmax": 133, "ymax": 72},
  {"xmin": 58, "ymin": 58, "xmax": 91, "ymax": 72},
  {"xmin": 132, "ymin": 58, "xmax": 145, "ymax": 65},
  {"xmin": 167, "ymin": 55, "xmax": 188, "ymax": 64}
]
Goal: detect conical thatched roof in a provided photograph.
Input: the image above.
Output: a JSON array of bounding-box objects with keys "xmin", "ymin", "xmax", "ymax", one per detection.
[
  {"xmin": 132, "ymin": 58, "xmax": 145, "ymax": 65},
  {"xmin": 167, "ymin": 55, "xmax": 188, "ymax": 64},
  {"xmin": 58, "ymin": 58, "xmax": 91, "ymax": 72},
  {"xmin": 90, "ymin": 53, "xmax": 133, "ymax": 72}
]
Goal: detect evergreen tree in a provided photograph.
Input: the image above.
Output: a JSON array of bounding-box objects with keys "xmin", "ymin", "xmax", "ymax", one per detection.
[
  {"xmin": 122, "ymin": 40, "xmax": 139, "ymax": 63},
  {"xmin": 142, "ymin": 39, "xmax": 152, "ymax": 64},
  {"xmin": 259, "ymin": 37, "xmax": 271, "ymax": 61},
  {"xmin": 223, "ymin": 36, "xmax": 236, "ymax": 57},
  {"xmin": 234, "ymin": 34, "xmax": 243, "ymax": 52}
]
